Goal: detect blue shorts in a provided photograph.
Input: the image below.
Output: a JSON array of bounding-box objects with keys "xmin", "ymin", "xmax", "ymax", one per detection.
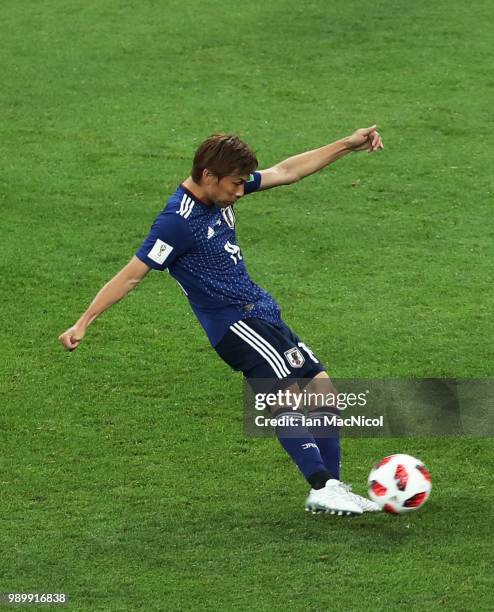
[{"xmin": 214, "ymin": 318, "xmax": 325, "ymax": 387}]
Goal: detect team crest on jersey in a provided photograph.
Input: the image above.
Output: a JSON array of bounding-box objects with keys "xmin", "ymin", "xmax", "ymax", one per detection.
[
  {"xmin": 284, "ymin": 347, "xmax": 305, "ymax": 368},
  {"xmin": 221, "ymin": 206, "xmax": 235, "ymax": 229}
]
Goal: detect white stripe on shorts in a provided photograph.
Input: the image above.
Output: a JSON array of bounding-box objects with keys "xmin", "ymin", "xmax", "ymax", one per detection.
[
  {"xmin": 236, "ymin": 320, "xmax": 291, "ymax": 376},
  {"xmin": 230, "ymin": 324, "xmax": 286, "ymax": 379},
  {"xmin": 231, "ymin": 320, "xmax": 291, "ymax": 378}
]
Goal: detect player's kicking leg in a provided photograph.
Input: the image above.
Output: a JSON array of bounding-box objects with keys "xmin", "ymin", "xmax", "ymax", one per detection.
[
  {"xmin": 215, "ymin": 317, "xmax": 377, "ymax": 515},
  {"xmin": 303, "ymin": 372, "xmax": 380, "ymax": 513},
  {"xmin": 270, "ymin": 379, "xmax": 363, "ymax": 516}
]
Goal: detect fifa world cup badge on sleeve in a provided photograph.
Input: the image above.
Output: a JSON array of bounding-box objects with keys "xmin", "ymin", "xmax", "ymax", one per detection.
[{"xmin": 148, "ymin": 239, "xmax": 174, "ymax": 265}]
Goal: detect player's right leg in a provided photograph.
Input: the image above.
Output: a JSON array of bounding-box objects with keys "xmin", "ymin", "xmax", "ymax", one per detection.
[
  {"xmin": 214, "ymin": 318, "xmax": 362, "ymax": 516},
  {"xmin": 303, "ymin": 371, "xmax": 380, "ymax": 513}
]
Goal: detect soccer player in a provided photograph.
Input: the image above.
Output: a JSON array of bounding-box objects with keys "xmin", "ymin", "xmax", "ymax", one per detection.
[{"xmin": 59, "ymin": 126, "xmax": 384, "ymax": 516}]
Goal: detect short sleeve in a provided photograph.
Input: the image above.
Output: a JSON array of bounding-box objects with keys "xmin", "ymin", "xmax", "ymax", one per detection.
[
  {"xmin": 136, "ymin": 212, "xmax": 194, "ymax": 271},
  {"xmin": 243, "ymin": 171, "xmax": 262, "ymax": 196}
]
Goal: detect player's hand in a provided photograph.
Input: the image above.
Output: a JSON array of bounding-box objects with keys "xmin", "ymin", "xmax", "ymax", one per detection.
[
  {"xmin": 58, "ymin": 323, "xmax": 86, "ymax": 351},
  {"xmin": 346, "ymin": 125, "xmax": 384, "ymax": 153}
]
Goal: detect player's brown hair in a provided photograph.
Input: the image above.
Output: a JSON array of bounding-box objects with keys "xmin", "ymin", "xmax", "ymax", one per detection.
[{"xmin": 191, "ymin": 134, "xmax": 258, "ymax": 183}]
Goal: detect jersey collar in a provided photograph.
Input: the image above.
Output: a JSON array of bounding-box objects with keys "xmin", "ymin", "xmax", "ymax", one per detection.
[{"xmin": 180, "ymin": 184, "xmax": 214, "ymax": 209}]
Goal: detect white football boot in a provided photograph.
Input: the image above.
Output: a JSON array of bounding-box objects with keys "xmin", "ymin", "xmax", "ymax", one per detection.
[
  {"xmin": 305, "ymin": 479, "xmax": 363, "ymax": 516},
  {"xmin": 340, "ymin": 483, "xmax": 381, "ymax": 512}
]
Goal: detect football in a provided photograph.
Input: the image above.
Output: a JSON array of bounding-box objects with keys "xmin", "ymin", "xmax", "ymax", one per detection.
[{"xmin": 368, "ymin": 454, "xmax": 432, "ymax": 515}]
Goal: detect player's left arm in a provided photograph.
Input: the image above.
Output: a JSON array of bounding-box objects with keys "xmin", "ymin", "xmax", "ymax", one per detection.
[{"xmin": 257, "ymin": 125, "xmax": 384, "ymax": 191}]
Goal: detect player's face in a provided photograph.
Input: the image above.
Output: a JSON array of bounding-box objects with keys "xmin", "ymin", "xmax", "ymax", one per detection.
[{"xmin": 206, "ymin": 173, "xmax": 249, "ymax": 207}]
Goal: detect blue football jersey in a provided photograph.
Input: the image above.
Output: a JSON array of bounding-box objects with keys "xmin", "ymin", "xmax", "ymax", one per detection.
[{"xmin": 135, "ymin": 172, "xmax": 282, "ymax": 346}]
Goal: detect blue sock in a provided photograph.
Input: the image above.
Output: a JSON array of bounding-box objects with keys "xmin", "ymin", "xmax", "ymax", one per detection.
[
  {"xmin": 308, "ymin": 408, "xmax": 341, "ymax": 480},
  {"xmin": 274, "ymin": 410, "xmax": 330, "ymax": 488}
]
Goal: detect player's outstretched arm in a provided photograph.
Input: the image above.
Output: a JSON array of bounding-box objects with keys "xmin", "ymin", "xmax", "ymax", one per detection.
[
  {"xmin": 258, "ymin": 125, "xmax": 383, "ymax": 190},
  {"xmin": 58, "ymin": 256, "xmax": 151, "ymax": 351}
]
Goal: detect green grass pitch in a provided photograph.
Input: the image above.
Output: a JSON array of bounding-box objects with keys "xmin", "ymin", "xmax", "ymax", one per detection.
[{"xmin": 1, "ymin": 0, "xmax": 493, "ymax": 610}]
